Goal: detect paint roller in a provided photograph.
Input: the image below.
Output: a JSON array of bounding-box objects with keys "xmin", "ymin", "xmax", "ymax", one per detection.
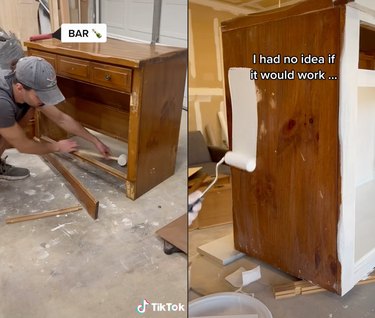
[
  {"xmin": 189, "ymin": 67, "xmax": 257, "ymax": 212},
  {"xmin": 75, "ymin": 149, "xmax": 127, "ymax": 167}
]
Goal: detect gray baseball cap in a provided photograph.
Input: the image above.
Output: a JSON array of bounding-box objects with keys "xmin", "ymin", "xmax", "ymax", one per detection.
[{"xmin": 15, "ymin": 56, "xmax": 65, "ymax": 105}]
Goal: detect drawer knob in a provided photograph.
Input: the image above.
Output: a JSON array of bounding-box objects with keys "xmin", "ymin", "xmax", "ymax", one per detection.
[{"xmin": 104, "ymin": 74, "xmax": 112, "ymax": 81}]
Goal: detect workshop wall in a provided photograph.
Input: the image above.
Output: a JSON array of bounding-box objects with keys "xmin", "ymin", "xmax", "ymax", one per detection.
[
  {"xmin": 189, "ymin": 2, "xmax": 238, "ymax": 148},
  {"xmin": 0, "ymin": 0, "xmax": 39, "ymax": 48}
]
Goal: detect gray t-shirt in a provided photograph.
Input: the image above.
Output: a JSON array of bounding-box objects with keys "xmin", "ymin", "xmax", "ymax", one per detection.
[{"xmin": 0, "ymin": 69, "xmax": 30, "ymax": 128}]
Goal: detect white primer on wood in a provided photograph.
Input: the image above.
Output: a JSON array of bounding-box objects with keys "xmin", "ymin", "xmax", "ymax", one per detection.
[
  {"xmin": 338, "ymin": 5, "xmax": 360, "ymax": 295},
  {"xmin": 355, "ymin": 179, "xmax": 375, "ymax": 261},
  {"xmin": 358, "ymin": 69, "xmax": 375, "ymax": 87},
  {"xmin": 339, "ymin": 5, "xmax": 375, "ymax": 295},
  {"xmin": 356, "ymin": 88, "xmax": 375, "ymax": 185},
  {"xmin": 352, "ymin": 0, "xmax": 375, "ymax": 13},
  {"xmin": 225, "ymin": 68, "xmax": 257, "ymax": 172}
]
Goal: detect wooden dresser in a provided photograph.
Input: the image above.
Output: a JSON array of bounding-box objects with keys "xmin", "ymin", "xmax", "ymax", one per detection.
[
  {"xmin": 24, "ymin": 39, "xmax": 187, "ymax": 200},
  {"xmin": 221, "ymin": 0, "xmax": 375, "ymax": 295}
]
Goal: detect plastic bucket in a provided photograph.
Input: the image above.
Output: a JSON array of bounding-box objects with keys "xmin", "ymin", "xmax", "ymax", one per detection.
[{"xmin": 189, "ymin": 292, "xmax": 272, "ymax": 318}]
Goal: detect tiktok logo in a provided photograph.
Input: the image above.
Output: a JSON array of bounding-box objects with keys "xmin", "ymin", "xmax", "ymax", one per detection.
[{"xmin": 136, "ymin": 299, "xmax": 150, "ymax": 314}]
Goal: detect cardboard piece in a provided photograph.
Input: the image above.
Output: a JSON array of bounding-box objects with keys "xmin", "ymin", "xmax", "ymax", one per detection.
[
  {"xmin": 189, "ymin": 167, "xmax": 202, "ymax": 177},
  {"xmin": 190, "ymin": 181, "xmax": 232, "ymax": 229},
  {"xmin": 156, "ymin": 214, "xmax": 187, "ymax": 253}
]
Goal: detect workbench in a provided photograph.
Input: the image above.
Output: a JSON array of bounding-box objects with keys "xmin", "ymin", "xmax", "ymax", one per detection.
[{"xmin": 24, "ymin": 39, "xmax": 187, "ymax": 200}]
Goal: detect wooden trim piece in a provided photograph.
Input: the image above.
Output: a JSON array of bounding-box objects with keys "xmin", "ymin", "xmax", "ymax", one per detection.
[
  {"xmin": 71, "ymin": 151, "xmax": 127, "ymax": 181},
  {"xmin": 273, "ymin": 274, "xmax": 375, "ymax": 299},
  {"xmin": 41, "ymin": 154, "xmax": 99, "ymax": 219},
  {"xmin": 6, "ymin": 205, "xmax": 82, "ymax": 224},
  {"xmin": 39, "ymin": 135, "xmax": 127, "ymax": 181}
]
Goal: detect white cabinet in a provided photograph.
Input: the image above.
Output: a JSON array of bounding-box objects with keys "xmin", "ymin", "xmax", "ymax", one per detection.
[{"xmin": 339, "ymin": 1, "xmax": 375, "ymax": 295}]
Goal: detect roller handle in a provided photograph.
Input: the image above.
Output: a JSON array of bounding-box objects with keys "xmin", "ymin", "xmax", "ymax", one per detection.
[
  {"xmin": 75, "ymin": 149, "xmax": 117, "ymax": 161},
  {"xmin": 29, "ymin": 33, "xmax": 53, "ymax": 41}
]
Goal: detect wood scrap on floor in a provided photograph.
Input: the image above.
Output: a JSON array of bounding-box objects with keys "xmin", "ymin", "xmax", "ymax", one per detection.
[
  {"xmin": 197, "ymin": 234, "xmax": 245, "ymax": 266},
  {"xmin": 6, "ymin": 205, "xmax": 83, "ymax": 224},
  {"xmin": 273, "ymin": 274, "xmax": 375, "ymax": 299},
  {"xmin": 41, "ymin": 154, "xmax": 99, "ymax": 219}
]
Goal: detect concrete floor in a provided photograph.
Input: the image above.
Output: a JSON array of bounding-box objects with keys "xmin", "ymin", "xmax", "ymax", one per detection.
[
  {"xmin": 189, "ymin": 224, "xmax": 375, "ymax": 318},
  {"xmin": 0, "ymin": 111, "xmax": 187, "ymax": 318}
]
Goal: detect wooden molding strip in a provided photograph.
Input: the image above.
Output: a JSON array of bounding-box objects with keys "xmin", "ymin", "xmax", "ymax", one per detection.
[
  {"xmin": 42, "ymin": 154, "xmax": 99, "ymax": 219},
  {"xmin": 39, "ymin": 136, "xmax": 127, "ymax": 181},
  {"xmin": 72, "ymin": 151, "xmax": 127, "ymax": 181},
  {"xmin": 6, "ymin": 205, "xmax": 83, "ymax": 224},
  {"xmin": 273, "ymin": 274, "xmax": 375, "ymax": 299}
]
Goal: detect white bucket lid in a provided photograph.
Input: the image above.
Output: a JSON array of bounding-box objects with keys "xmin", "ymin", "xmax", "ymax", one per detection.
[{"xmin": 189, "ymin": 292, "xmax": 272, "ymax": 318}]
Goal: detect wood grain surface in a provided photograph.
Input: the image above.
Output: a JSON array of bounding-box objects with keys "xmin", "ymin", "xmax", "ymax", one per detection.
[{"xmin": 222, "ymin": 4, "xmax": 342, "ymax": 293}]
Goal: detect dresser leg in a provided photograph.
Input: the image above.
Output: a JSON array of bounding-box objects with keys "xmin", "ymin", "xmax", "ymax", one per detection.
[{"xmin": 125, "ymin": 180, "xmax": 136, "ymax": 200}]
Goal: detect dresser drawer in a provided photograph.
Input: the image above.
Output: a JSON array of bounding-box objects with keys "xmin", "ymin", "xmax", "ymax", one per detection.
[
  {"xmin": 91, "ymin": 63, "xmax": 132, "ymax": 92},
  {"xmin": 57, "ymin": 56, "xmax": 90, "ymax": 82},
  {"xmin": 28, "ymin": 50, "xmax": 56, "ymax": 69}
]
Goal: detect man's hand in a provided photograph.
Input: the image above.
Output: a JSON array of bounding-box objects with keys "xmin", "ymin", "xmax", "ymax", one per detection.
[
  {"xmin": 94, "ymin": 140, "xmax": 111, "ymax": 159},
  {"xmin": 56, "ymin": 139, "xmax": 78, "ymax": 153}
]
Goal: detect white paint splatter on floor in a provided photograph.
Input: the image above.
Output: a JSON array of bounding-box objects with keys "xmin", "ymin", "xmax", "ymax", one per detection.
[
  {"xmin": 37, "ymin": 249, "xmax": 49, "ymax": 260},
  {"xmin": 122, "ymin": 218, "xmax": 132, "ymax": 228},
  {"xmin": 51, "ymin": 222, "xmax": 74, "ymax": 232},
  {"xmin": 41, "ymin": 192, "xmax": 55, "ymax": 202},
  {"xmin": 24, "ymin": 189, "xmax": 36, "ymax": 196}
]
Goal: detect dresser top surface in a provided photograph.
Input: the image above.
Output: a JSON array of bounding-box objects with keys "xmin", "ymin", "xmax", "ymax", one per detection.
[{"xmin": 24, "ymin": 38, "xmax": 187, "ymax": 68}]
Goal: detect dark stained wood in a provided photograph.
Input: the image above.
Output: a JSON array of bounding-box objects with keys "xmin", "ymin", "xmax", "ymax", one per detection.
[
  {"xmin": 28, "ymin": 49, "xmax": 57, "ymax": 68},
  {"xmin": 61, "ymin": 97, "xmax": 130, "ymax": 142},
  {"xmin": 222, "ymin": 6, "xmax": 342, "ymax": 293},
  {"xmin": 133, "ymin": 54, "xmax": 187, "ymax": 198},
  {"xmin": 42, "ymin": 154, "xmax": 99, "ymax": 219},
  {"xmin": 91, "ymin": 62, "xmax": 132, "ymax": 92},
  {"xmin": 26, "ymin": 38, "xmax": 187, "ymax": 200},
  {"xmin": 57, "ymin": 55, "xmax": 91, "ymax": 82},
  {"xmin": 6, "ymin": 205, "xmax": 83, "ymax": 224},
  {"xmin": 24, "ymin": 38, "xmax": 187, "ymax": 68}
]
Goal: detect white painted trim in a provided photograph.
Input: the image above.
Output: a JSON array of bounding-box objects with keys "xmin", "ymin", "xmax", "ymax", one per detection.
[
  {"xmin": 351, "ymin": 0, "xmax": 375, "ymax": 14},
  {"xmin": 354, "ymin": 248, "xmax": 375, "ymax": 282},
  {"xmin": 357, "ymin": 3, "xmax": 375, "ymax": 24},
  {"xmin": 338, "ymin": 5, "xmax": 360, "ymax": 296},
  {"xmin": 339, "ymin": 4, "xmax": 375, "ymax": 295},
  {"xmin": 358, "ymin": 69, "xmax": 375, "ymax": 87}
]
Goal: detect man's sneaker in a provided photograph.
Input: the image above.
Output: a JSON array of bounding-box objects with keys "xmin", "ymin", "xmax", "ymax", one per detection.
[{"xmin": 0, "ymin": 156, "xmax": 30, "ymax": 180}]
